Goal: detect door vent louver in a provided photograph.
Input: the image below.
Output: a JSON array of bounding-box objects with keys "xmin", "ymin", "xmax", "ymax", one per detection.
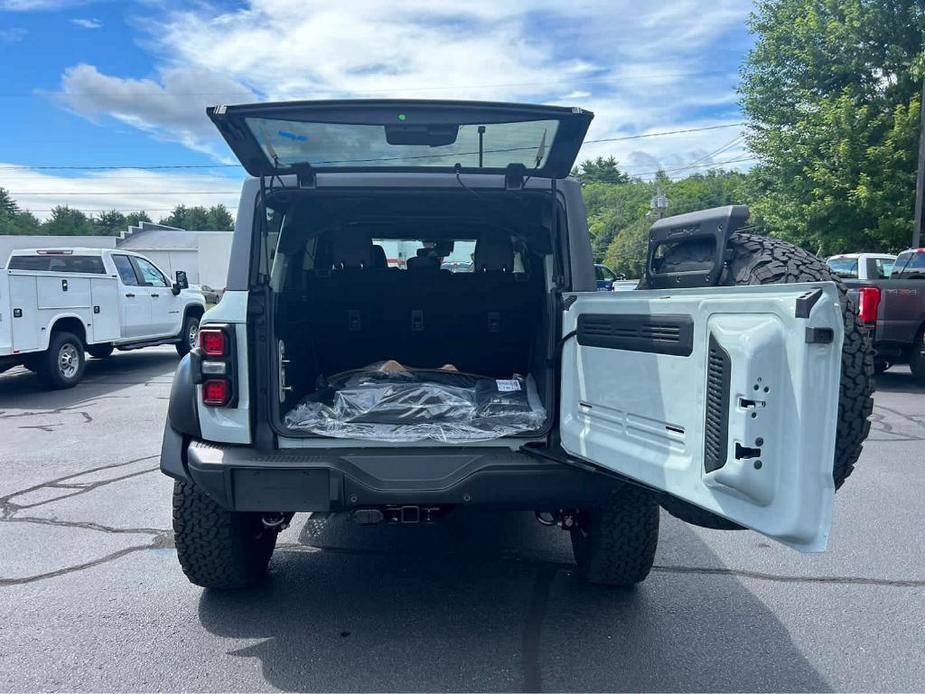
[
  {"xmin": 576, "ymin": 314, "xmax": 693, "ymax": 356},
  {"xmin": 704, "ymin": 332, "xmax": 731, "ymax": 473}
]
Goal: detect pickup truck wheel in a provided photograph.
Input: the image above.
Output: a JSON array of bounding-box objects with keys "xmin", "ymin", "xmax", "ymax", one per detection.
[
  {"xmin": 570, "ymin": 484, "xmax": 659, "ymax": 586},
  {"xmin": 908, "ymin": 329, "xmax": 925, "ymax": 380},
  {"xmin": 176, "ymin": 315, "xmax": 200, "ymax": 357},
  {"xmin": 86, "ymin": 344, "xmax": 114, "ymax": 359},
  {"xmin": 640, "ymin": 233, "xmax": 874, "ymax": 530},
  {"xmin": 172, "ymin": 479, "xmax": 277, "ymax": 590},
  {"xmin": 36, "ymin": 331, "xmax": 86, "ymax": 389}
]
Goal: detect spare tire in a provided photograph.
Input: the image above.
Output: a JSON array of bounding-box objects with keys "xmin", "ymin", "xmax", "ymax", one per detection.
[{"xmin": 643, "ymin": 233, "xmax": 874, "ymax": 529}]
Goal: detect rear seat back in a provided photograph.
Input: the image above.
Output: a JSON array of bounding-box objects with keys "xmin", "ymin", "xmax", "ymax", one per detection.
[{"xmin": 303, "ymin": 231, "xmax": 540, "ymax": 376}]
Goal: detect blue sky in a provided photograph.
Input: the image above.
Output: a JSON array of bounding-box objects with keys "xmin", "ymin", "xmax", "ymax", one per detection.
[{"xmin": 0, "ymin": 0, "xmax": 756, "ymax": 219}]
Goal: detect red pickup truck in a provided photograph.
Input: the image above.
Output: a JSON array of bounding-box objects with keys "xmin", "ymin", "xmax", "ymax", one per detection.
[{"xmin": 845, "ymin": 248, "xmax": 925, "ymax": 377}]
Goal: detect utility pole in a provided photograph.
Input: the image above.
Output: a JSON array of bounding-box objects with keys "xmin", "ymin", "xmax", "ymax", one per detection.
[{"xmin": 914, "ymin": 71, "xmax": 925, "ymax": 248}]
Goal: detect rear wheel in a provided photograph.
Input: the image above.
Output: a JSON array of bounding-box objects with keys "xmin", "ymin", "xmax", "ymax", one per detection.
[
  {"xmin": 909, "ymin": 328, "xmax": 925, "ymax": 381},
  {"xmin": 36, "ymin": 331, "xmax": 86, "ymax": 389},
  {"xmin": 176, "ymin": 314, "xmax": 200, "ymax": 357},
  {"xmin": 172, "ymin": 480, "xmax": 277, "ymax": 590},
  {"xmin": 87, "ymin": 343, "xmax": 114, "ymax": 359},
  {"xmin": 570, "ymin": 484, "xmax": 659, "ymax": 586}
]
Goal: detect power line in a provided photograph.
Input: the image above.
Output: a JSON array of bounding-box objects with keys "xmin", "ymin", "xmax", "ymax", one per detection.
[{"xmin": 0, "ymin": 123, "xmax": 746, "ymax": 172}]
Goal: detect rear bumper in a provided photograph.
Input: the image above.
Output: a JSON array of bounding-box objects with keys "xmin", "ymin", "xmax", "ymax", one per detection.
[{"xmin": 161, "ymin": 427, "xmax": 616, "ymax": 512}]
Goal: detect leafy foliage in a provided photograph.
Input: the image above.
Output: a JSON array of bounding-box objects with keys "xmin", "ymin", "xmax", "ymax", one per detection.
[
  {"xmin": 159, "ymin": 204, "xmax": 234, "ymax": 231},
  {"xmin": 0, "ymin": 189, "xmax": 234, "ymax": 235},
  {"xmin": 740, "ymin": 0, "xmax": 925, "ymax": 254}
]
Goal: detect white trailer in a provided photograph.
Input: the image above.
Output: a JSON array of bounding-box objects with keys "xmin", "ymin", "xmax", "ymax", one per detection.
[{"xmin": 0, "ymin": 248, "xmax": 206, "ymax": 389}]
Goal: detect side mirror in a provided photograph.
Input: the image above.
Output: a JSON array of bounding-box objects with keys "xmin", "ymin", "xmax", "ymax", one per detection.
[{"xmin": 175, "ymin": 270, "xmax": 189, "ymax": 289}]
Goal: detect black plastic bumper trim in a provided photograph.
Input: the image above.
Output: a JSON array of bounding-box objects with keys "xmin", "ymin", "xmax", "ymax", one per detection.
[{"xmin": 184, "ymin": 441, "xmax": 618, "ymax": 512}]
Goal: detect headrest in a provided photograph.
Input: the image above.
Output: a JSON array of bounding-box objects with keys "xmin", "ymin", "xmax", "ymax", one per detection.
[
  {"xmin": 474, "ymin": 234, "xmax": 514, "ymax": 272},
  {"xmin": 407, "ymin": 253, "xmax": 440, "ymax": 270},
  {"xmin": 332, "ymin": 232, "xmax": 372, "ymax": 269},
  {"xmin": 371, "ymin": 244, "xmax": 388, "ymax": 269}
]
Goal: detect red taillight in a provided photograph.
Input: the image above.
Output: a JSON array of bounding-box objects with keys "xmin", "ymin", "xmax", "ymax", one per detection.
[
  {"xmin": 202, "ymin": 379, "xmax": 230, "ymax": 407},
  {"xmin": 199, "ymin": 328, "xmax": 226, "ymax": 356},
  {"xmin": 858, "ymin": 286, "xmax": 881, "ymax": 323}
]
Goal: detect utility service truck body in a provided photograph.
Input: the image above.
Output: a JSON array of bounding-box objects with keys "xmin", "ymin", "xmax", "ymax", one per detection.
[{"xmin": 0, "ymin": 248, "xmax": 205, "ymax": 388}]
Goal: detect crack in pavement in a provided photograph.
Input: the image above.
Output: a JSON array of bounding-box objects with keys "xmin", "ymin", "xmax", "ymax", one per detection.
[
  {"xmin": 0, "ymin": 455, "xmax": 172, "ymax": 588},
  {"xmin": 0, "ymin": 455, "xmax": 161, "ymax": 519}
]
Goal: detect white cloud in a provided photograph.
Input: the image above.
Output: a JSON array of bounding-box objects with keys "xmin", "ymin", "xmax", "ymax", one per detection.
[
  {"xmin": 70, "ymin": 17, "xmax": 101, "ymax": 29},
  {"xmin": 56, "ymin": 64, "xmax": 256, "ymax": 159},
  {"xmin": 0, "ymin": 164, "xmax": 244, "ymax": 221},
  {"xmin": 51, "ymin": 0, "xmax": 755, "ymax": 177}
]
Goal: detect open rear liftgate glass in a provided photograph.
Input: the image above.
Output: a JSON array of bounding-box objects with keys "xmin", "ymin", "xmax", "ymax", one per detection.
[{"xmin": 560, "ymin": 283, "xmax": 844, "ymax": 552}]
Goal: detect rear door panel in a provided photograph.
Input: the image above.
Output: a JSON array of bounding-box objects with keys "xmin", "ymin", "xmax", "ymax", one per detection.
[{"xmin": 560, "ymin": 283, "xmax": 843, "ymax": 551}]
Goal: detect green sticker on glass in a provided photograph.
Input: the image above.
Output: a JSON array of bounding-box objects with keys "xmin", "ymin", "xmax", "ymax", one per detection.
[{"xmin": 397, "ymin": 113, "xmax": 407, "ymax": 121}]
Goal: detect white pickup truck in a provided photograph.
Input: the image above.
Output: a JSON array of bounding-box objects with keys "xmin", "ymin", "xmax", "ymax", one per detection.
[{"xmin": 0, "ymin": 248, "xmax": 206, "ymax": 388}]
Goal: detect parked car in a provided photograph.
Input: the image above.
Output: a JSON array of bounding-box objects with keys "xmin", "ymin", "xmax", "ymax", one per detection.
[
  {"xmin": 594, "ymin": 263, "xmax": 619, "ymax": 291},
  {"xmin": 844, "ymin": 247, "xmax": 925, "ymax": 376},
  {"xmin": 198, "ymin": 284, "xmax": 224, "ymax": 304},
  {"xmin": 826, "ymin": 253, "xmax": 896, "ymax": 280},
  {"xmin": 0, "ymin": 248, "xmax": 206, "ymax": 388},
  {"xmin": 162, "ymin": 99, "xmax": 872, "ymax": 590},
  {"xmin": 611, "ymin": 279, "xmax": 639, "ymax": 291}
]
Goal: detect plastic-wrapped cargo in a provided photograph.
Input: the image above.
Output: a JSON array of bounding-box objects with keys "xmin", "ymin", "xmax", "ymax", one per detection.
[{"xmin": 284, "ymin": 362, "xmax": 546, "ymax": 442}]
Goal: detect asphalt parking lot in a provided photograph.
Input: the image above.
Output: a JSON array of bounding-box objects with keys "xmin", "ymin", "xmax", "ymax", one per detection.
[{"xmin": 1, "ymin": 346, "xmax": 923, "ymax": 692}]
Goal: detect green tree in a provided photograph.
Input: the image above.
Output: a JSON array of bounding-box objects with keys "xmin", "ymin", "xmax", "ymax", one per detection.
[
  {"xmin": 571, "ymin": 156, "xmax": 631, "ymax": 185},
  {"xmin": 41, "ymin": 206, "xmax": 95, "ymax": 236},
  {"xmin": 92, "ymin": 210, "xmax": 128, "ymax": 236},
  {"xmin": 0, "ymin": 188, "xmax": 40, "ymax": 234},
  {"xmin": 206, "ymin": 204, "xmax": 234, "ymax": 230},
  {"xmin": 159, "ymin": 204, "xmax": 233, "ymax": 230},
  {"xmin": 741, "ymin": 0, "xmax": 925, "ymax": 254}
]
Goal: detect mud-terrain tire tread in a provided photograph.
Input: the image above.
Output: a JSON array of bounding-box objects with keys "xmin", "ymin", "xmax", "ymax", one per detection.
[
  {"xmin": 172, "ymin": 480, "xmax": 277, "ymax": 590},
  {"xmin": 723, "ymin": 234, "xmax": 874, "ymax": 489},
  {"xmin": 909, "ymin": 327, "xmax": 925, "ymax": 380},
  {"xmin": 571, "ymin": 484, "xmax": 659, "ymax": 586}
]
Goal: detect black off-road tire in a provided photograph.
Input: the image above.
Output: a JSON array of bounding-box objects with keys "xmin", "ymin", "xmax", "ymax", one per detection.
[
  {"xmin": 36, "ymin": 331, "xmax": 86, "ymax": 389},
  {"xmin": 172, "ymin": 480, "xmax": 277, "ymax": 590},
  {"xmin": 641, "ymin": 233, "xmax": 874, "ymax": 530},
  {"xmin": 87, "ymin": 343, "xmax": 114, "ymax": 359},
  {"xmin": 908, "ymin": 328, "xmax": 925, "ymax": 381},
  {"xmin": 176, "ymin": 314, "xmax": 200, "ymax": 357},
  {"xmin": 571, "ymin": 484, "xmax": 659, "ymax": 586}
]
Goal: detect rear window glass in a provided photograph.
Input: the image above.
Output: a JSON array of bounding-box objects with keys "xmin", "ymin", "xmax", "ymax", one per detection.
[
  {"xmin": 245, "ymin": 118, "xmax": 559, "ymax": 170},
  {"xmin": 892, "ymin": 252, "xmax": 925, "ymax": 279},
  {"xmin": 8, "ymin": 254, "xmax": 105, "ymax": 274},
  {"xmin": 874, "ymin": 258, "xmax": 894, "ymax": 278},
  {"xmin": 826, "ymin": 257, "xmax": 858, "ymax": 278}
]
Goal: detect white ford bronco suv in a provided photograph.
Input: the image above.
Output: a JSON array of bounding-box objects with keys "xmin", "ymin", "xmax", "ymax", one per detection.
[{"xmin": 161, "ymin": 100, "xmax": 873, "ymax": 589}]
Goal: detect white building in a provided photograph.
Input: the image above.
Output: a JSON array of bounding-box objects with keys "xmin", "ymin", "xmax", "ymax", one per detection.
[{"xmin": 0, "ymin": 222, "xmax": 234, "ymax": 289}]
